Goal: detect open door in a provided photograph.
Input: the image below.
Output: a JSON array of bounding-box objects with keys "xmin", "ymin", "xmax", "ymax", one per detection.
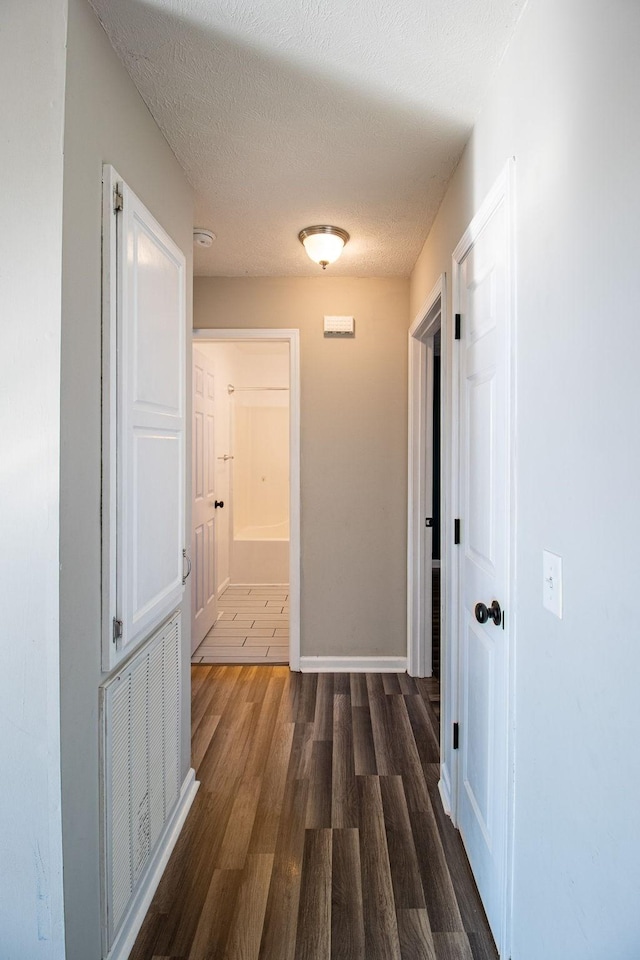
[
  {"xmin": 452, "ymin": 162, "xmax": 515, "ymax": 954},
  {"xmin": 191, "ymin": 347, "xmax": 219, "ymax": 651}
]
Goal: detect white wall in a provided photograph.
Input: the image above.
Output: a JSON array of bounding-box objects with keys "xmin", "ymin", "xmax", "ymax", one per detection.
[
  {"xmin": 0, "ymin": 2, "xmax": 68, "ymax": 955},
  {"xmin": 410, "ymin": 0, "xmax": 640, "ymax": 955},
  {"xmin": 233, "ymin": 399, "xmax": 289, "ymax": 533},
  {"xmin": 60, "ymin": 0, "xmax": 193, "ymax": 956},
  {"xmin": 228, "ymin": 344, "xmax": 290, "ymax": 538}
]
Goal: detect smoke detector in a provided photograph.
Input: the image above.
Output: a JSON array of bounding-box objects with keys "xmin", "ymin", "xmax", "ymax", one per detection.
[{"xmin": 193, "ymin": 228, "xmax": 216, "ymax": 248}]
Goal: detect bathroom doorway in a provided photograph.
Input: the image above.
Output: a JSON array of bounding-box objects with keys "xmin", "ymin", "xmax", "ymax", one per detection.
[{"xmin": 191, "ymin": 329, "xmax": 300, "ymax": 668}]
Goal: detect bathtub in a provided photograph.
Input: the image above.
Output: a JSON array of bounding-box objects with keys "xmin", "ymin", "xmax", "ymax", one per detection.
[
  {"xmin": 234, "ymin": 519, "xmax": 290, "ymax": 541},
  {"xmin": 231, "ymin": 519, "xmax": 290, "ymax": 583}
]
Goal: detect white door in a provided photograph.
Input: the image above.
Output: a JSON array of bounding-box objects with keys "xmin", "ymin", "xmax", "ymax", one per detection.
[
  {"xmin": 191, "ymin": 348, "xmax": 218, "ymax": 651},
  {"xmin": 102, "ymin": 166, "xmax": 187, "ymax": 670},
  {"xmin": 453, "ymin": 166, "xmax": 514, "ymax": 951}
]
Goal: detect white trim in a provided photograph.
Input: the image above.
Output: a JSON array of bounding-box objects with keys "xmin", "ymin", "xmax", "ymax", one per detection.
[
  {"xmin": 193, "ymin": 328, "xmax": 301, "ymax": 670},
  {"xmin": 505, "ymin": 157, "xmax": 518, "ymax": 960},
  {"xmin": 438, "ymin": 774, "xmax": 452, "ymax": 817},
  {"xmin": 216, "ymin": 576, "xmax": 230, "ymax": 598},
  {"xmin": 439, "ymin": 276, "xmax": 455, "ymax": 820},
  {"xmin": 407, "ymin": 275, "xmax": 445, "ymax": 679},
  {"xmin": 101, "ymin": 166, "xmax": 118, "ymax": 671},
  {"xmin": 450, "ymin": 158, "xmax": 516, "ymax": 958},
  {"xmin": 226, "ymin": 582, "xmax": 289, "ymax": 588},
  {"xmin": 432, "ymin": 560, "xmax": 441, "ymax": 569},
  {"xmin": 299, "ymin": 656, "xmax": 407, "ymax": 673},
  {"xmin": 105, "ymin": 769, "xmax": 199, "ymax": 960}
]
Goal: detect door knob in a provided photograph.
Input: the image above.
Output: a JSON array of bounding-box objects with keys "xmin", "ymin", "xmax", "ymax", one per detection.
[
  {"xmin": 475, "ymin": 600, "xmax": 502, "ymax": 626},
  {"xmin": 214, "ymin": 500, "xmax": 224, "ymax": 509}
]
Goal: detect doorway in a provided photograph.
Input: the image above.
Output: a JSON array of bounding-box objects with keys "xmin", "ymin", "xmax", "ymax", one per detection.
[
  {"xmin": 407, "ymin": 274, "xmax": 452, "ymax": 799},
  {"xmin": 408, "ymin": 276, "xmax": 445, "ymax": 673},
  {"xmin": 191, "ymin": 329, "xmax": 301, "ymax": 670}
]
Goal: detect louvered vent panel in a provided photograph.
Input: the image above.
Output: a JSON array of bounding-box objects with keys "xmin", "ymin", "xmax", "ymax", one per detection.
[
  {"xmin": 130, "ymin": 659, "xmax": 150, "ymax": 886},
  {"xmin": 101, "ymin": 611, "xmax": 182, "ymax": 950},
  {"xmin": 110, "ymin": 677, "xmax": 132, "ymax": 931},
  {"xmin": 148, "ymin": 641, "xmax": 165, "ymax": 848},
  {"xmin": 163, "ymin": 623, "xmax": 181, "ymax": 815}
]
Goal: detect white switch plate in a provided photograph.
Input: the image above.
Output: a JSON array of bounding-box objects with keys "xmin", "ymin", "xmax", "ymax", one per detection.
[{"xmin": 542, "ymin": 550, "xmax": 563, "ymax": 618}]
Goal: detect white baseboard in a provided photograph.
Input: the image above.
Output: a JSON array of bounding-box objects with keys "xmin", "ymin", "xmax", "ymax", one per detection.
[
  {"xmin": 432, "ymin": 560, "xmax": 441, "ymax": 569},
  {"xmin": 217, "ymin": 577, "xmax": 230, "ymax": 598},
  {"xmin": 228, "ymin": 581, "xmax": 289, "ymax": 588},
  {"xmin": 299, "ymin": 656, "xmax": 407, "ymax": 673},
  {"xmin": 439, "ymin": 767, "xmax": 452, "ymax": 817},
  {"xmin": 106, "ymin": 769, "xmax": 199, "ymax": 960}
]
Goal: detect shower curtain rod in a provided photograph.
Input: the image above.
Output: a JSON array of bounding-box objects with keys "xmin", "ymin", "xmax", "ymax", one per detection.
[{"xmin": 227, "ymin": 384, "xmax": 289, "ymax": 394}]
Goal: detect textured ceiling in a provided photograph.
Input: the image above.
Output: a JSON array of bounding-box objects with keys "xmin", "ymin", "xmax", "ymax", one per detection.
[{"xmin": 88, "ymin": 0, "xmax": 526, "ymax": 277}]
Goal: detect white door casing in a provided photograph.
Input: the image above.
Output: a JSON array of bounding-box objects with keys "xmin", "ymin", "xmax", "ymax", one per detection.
[
  {"xmin": 191, "ymin": 348, "xmax": 218, "ymax": 651},
  {"xmin": 452, "ymin": 161, "xmax": 516, "ymax": 955},
  {"xmin": 102, "ymin": 165, "xmax": 187, "ymax": 671},
  {"xmin": 407, "ymin": 276, "xmax": 445, "ymax": 679}
]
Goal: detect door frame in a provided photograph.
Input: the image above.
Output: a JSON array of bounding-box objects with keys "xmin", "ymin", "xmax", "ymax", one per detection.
[
  {"xmin": 451, "ymin": 159, "xmax": 517, "ymax": 956},
  {"xmin": 407, "ymin": 274, "xmax": 446, "ymax": 679},
  {"xmin": 407, "ymin": 274, "xmax": 457, "ymax": 819},
  {"xmin": 192, "ymin": 328, "xmax": 301, "ymax": 671}
]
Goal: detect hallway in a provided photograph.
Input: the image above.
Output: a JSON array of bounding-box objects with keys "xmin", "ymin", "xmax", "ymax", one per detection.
[{"xmin": 130, "ymin": 666, "xmax": 496, "ymax": 959}]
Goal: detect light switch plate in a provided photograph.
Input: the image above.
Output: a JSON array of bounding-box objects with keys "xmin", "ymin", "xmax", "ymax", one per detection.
[{"xmin": 542, "ymin": 550, "xmax": 563, "ymax": 618}]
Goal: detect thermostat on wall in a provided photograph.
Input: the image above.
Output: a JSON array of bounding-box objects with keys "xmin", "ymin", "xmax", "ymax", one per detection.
[{"xmin": 324, "ymin": 315, "xmax": 355, "ymax": 337}]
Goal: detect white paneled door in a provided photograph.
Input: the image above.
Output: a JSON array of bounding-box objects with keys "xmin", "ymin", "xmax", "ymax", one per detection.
[
  {"xmin": 453, "ymin": 165, "xmax": 514, "ymax": 952},
  {"xmin": 191, "ymin": 348, "xmax": 218, "ymax": 651},
  {"xmin": 102, "ymin": 166, "xmax": 186, "ymax": 671}
]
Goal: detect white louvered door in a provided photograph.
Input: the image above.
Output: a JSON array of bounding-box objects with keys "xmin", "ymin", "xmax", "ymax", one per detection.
[{"xmin": 102, "ymin": 613, "xmax": 181, "ymax": 950}]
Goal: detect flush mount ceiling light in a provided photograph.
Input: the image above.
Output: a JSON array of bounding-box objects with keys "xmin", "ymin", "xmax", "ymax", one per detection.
[
  {"xmin": 193, "ymin": 228, "xmax": 216, "ymax": 248},
  {"xmin": 298, "ymin": 225, "xmax": 350, "ymax": 270}
]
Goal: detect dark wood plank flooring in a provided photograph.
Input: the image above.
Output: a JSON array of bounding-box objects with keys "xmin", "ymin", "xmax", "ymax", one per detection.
[{"xmin": 130, "ymin": 666, "xmax": 496, "ymax": 960}]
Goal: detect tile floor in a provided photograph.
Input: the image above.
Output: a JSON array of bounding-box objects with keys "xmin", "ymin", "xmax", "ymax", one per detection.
[{"xmin": 191, "ymin": 584, "xmax": 289, "ymax": 664}]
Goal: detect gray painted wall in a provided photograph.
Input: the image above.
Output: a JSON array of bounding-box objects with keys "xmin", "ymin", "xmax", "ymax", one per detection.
[
  {"xmin": 194, "ymin": 277, "xmax": 409, "ymax": 659},
  {"xmin": 60, "ymin": 0, "xmax": 193, "ymax": 956},
  {"xmin": 410, "ymin": 0, "xmax": 640, "ymax": 954},
  {"xmin": 0, "ymin": 1, "xmax": 67, "ymax": 955}
]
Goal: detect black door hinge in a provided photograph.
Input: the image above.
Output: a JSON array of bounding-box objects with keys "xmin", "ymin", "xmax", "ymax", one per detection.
[
  {"xmin": 113, "ymin": 618, "xmax": 123, "ymax": 646},
  {"xmin": 425, "ymin": 517, "xmax": 433, "ymax": 528},
  {"xmin": 455, "ymin": 313, "xmax": 461, "ymax": 340},
  {"xmin": 454, "ymin": 518, "xmax": 461, "ymax": 544},
  {"xmin": 453, "ymin": 722, "xmax": 459, "ymax": 750}
]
